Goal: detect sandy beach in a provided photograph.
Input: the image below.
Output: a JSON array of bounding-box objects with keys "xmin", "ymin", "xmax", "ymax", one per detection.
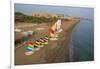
[{"xmin": 15, "ymin": 18, "xmax": 80, "ymax": 65}]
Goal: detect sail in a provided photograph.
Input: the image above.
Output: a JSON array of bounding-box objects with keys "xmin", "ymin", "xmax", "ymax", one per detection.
[
  {"xmin": 50, "ymin": 19, "xmax": 62, "ymax": 39},
  {"xmin": 56, "ymin": 19, "xmax": 62, "ymax": 33},
  {"xmin": 50, "ymin": 22, "xmax": 56, "ymax": 38}
]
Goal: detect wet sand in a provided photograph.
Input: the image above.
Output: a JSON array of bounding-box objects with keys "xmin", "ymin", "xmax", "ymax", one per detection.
[{"xmin": 15, "ymin": 18, "xmax": 80, "ymax": 65}]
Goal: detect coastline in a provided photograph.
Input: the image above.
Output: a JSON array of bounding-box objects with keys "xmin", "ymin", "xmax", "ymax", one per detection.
[{"xmin": 15, "ymin": 18, "xmax": 80, "ymax": 65}]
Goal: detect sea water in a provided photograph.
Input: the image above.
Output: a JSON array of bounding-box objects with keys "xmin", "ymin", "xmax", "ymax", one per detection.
[{"xmin": 71, "ymin": 19, "xmax": 94, "ymax": 61}]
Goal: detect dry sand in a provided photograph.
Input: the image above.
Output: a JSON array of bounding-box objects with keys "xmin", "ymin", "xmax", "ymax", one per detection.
[{"xmin": 15, "ymin": 18, "xmax": 80, "ymax": 65}]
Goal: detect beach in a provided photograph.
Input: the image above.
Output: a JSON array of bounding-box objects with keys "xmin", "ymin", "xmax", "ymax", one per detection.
[{"xmin": 15, "ymin": 18, "xmax": 80, "ymax": 65}]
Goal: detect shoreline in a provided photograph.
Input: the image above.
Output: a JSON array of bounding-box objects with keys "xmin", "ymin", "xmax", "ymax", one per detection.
[{"xmin": 15, "ymin": 18, "xmax": 80, "ymax": 65}]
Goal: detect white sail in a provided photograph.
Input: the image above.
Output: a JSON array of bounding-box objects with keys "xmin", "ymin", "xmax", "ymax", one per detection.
[
  {"xmin": 50, "ymin": 19, "xmax": 62, "ymax": 40},
  {"xmin": 56, "ymin": 19, "xmax": 62, "ymax": 33}
]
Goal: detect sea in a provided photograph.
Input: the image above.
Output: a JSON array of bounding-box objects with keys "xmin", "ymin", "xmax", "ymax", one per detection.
[{"xmin": 70, "ymin": 18, "xmax": 94, "ymax": 61}]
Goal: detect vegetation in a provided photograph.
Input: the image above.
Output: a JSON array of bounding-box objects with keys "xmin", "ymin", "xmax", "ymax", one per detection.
[{"xmin": 15, "ymin": 12, "xmax": 58, "ymax": 23}]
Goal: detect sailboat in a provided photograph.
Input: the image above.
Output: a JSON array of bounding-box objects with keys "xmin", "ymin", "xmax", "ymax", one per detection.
[{"xmin": 50, "ymin": 19, "xmax": 63, "ymax": 40}]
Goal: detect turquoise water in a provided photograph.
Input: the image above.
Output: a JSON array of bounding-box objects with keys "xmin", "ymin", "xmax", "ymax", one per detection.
[{"xmin": 71, "ymin": 19, "xmax": 94, "ymax": 61}]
